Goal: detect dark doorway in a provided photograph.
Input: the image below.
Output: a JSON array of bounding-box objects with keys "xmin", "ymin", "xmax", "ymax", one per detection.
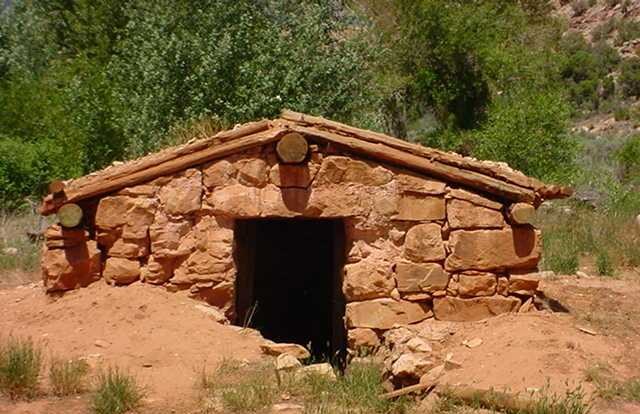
[{"xmin": 235, "ymin": 219, "xmax": 346, "ymax": 362}]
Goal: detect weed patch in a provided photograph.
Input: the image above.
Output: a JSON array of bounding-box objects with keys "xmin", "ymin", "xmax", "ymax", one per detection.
[
  {"xmin": 91, "ymin": 368, "xmax": 143, "ymax": 414},
  {"xmin": 0, "ymin": 337, "xmax": 42, "ymax": 400},
  {"xmin": 49, "ymin": 358, "xmax": 89, "ymax": 396}
]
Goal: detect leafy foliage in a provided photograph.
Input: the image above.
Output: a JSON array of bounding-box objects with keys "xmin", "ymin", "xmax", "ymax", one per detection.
[{"xmin": 473, "ymin": 90, "xmax": 576, "ymax": 181}]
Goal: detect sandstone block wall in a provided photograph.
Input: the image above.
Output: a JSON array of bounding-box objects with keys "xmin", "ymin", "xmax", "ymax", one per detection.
[{"xmin": 41, "ymin": 141, "xmax": 542, "ymax": 347}]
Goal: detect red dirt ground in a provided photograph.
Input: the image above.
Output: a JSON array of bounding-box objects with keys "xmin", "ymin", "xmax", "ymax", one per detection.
[{"xmin": 0, "ymin": 271, "xmax": 639, "ymax": 413}]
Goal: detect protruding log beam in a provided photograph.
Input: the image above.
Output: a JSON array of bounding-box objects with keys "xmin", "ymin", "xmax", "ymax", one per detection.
[
  {"xmin": 48, "ymin": 180, "xmax": 66, "ymax": 195},
  {"xmin": 276, "ymin": 132, "xmax": 308, "ymax": 163},
  {"xmin": 56, "ymin": 203, "xmax": 83, "ymax": 228},
  {"xmin": 508, "ymin": 203, "xmax": 536, "ymax": 225}
]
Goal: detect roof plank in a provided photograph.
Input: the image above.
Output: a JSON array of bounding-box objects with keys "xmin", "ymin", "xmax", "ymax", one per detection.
[
  {"xmin": 281, "ymin": 110, "xmax": 542, "ymax": 191},
  {"xmin": 288, "ymin": 124, "xmax": 536, "ymax": 203},
  {"xmin": 41, "ymin": 126, "xmax": 286, "ymax": 215}
]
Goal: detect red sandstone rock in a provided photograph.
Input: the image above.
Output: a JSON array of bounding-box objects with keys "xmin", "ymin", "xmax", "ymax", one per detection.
[
  {"xmin": 508, "ymin": 273, "xmax": 540, "ymax": 295},
  {"xmin": 346, "ymin": 299, "xmax": 432, "ymax": 329},
  {"xmin": 158, "ymin": 169, "xmax": 202, "ymax": 215},
  {"xmin": 395, "ymin": 194, "xmax": 446, "ymax": 221},
  {"xmin": 140, "ymin": 256, "xmax": 176, "ymax": 284},
  {"xmin": 456, "ymin": 272, "xmax": 497, "ymax": 297},
  {"xmin": 445, "ymin": 228, "xmax": 540, "ymax": 272},
  {"xmin": 202, "ymin": 159, "xmax": 237, "ymax": 188},
  {"xmin": 348, "ymin": 328, "xmax": 381, "ymax": 349},
  {"xmin": 269, "ymin": 163, "xmax": 319, "ymax": 188},
  {"xmin": 44, "ymin": 225, "xmax": 89, "ymax": 249},
  {"xmin": 42, "ymin": 241, "xmax": 101, "ymax": 292},
  {"xmin": 237, "ymin": 158, "xmax": 268, "ymax": 187},
  {"xmin": 403, "ymin": 223, "xmax": 445, "ymax": 263},
  {"xmin": 189, "ymin": 281, "xmax": 234, "ymax": 316},
  {"xmin": 206, "ymin": 184, "xmax": 261, "ymax": 216},
  {"xmin": 121, "ymin": 198, "xmax": 157, "ymax": 239},
  {"xmin": 395, "ymin": 262, "xmax": 449, "ymax": 293},
  {"xmin": 433, "ymin": 296, "xmax": 521, "ymax": 321},
  {"xmin": 497, "ymin": 276, "xmax": 509, "ymax": 296},
  {"xmin": 343, "ymin": 261, "xmax": 394, "ymax": 300},
  {"xmin": 447, "ymin": 188, "xmax": 502, "ymax": 210},
  {"xmin": 447, "ymin": 199, "xmax": 505, "ymax": 229},
  {"xmin": 103, "ymin": 257, "xmax": 141, "ymax": 285},
  {"xmin": 107, "ymin": 237, "xmax": 149, "ymax": 258},
  {"xmin": 95, "ymin": 196, "xmax": 131, "ymax": 229},
  {"xmin": 396, "ymin": 173, "xmax": 446, "ymax": 195},
  {"xmin": 317, "ymin": 156, "xmax": 392, "ymax": 186}
]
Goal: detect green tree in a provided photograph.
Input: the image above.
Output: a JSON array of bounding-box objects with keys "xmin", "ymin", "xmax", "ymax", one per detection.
[
  {"xmin": 473, "ymin": 89, "xmax": 576, "ymax": 181},
  {"xmin": 108, "ymin": 0, "xmax": 377, "ymax": 157}
]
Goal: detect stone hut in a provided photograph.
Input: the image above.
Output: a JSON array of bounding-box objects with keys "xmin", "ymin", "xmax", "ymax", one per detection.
[{"xmin": 40, "ymin": 110, "xmax": 570, "ymax": 359}]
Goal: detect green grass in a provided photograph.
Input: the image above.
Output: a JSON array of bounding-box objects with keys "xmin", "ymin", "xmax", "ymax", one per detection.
[
  {"xmin": 198, "ymin": 359, "xmax": 410, "ymax": 414},
  {"xmin": 585, "ymin": 363, "xmax": 640, "ymax": 402},
  {"xmin": 0, "ymin": 337, "xmax": 42, "ymax": 400},
  {"xmin": 49, "ymin": 358, "xmax": 89, "ymax": 396},
  {"xmin": 435, "ymin": 386, "xmax": 590, "ymax": 414},
  {"xmin": 302, "ymin": 362, "xmax": 409, "ymax": 413},
  {"xmin": 91, "ymin": 368, "xmax": 143, "ymax": 414}
]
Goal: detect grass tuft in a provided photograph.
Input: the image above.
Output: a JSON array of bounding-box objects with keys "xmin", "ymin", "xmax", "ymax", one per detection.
[
  {"xmin": 49, "ymin": 358, "xmax": 89, "ymax": 396},
  {"xmin": 0, "ymin": 337, "xmax": 42, "ymax": 400},
  {"xmin": 91, "ymin": 367, "xmax": 143, "ymax": 414}
]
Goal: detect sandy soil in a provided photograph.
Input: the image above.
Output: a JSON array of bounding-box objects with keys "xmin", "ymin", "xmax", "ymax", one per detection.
[
  {"xmin": 0, "ymin": 272, "xmax": 639, "ymax": 413},
  {"xmin": 0, "ymin": 282, "xmax": 265, "ymax": 413}
]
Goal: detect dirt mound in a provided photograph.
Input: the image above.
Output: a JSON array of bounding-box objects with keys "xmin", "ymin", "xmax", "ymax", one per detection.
[
  {"xmin": 1, "ymin": 274, "xmax": 639, "ymax": 413},
  {"xmin": 0, "ymin": 282, "xmax": 265, "ymax": 412}
]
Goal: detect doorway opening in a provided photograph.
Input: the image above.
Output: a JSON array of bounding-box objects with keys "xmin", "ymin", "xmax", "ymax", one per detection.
[{"xmin": 235, "ymin": 218, "xmax": 346, "ymax": 362}]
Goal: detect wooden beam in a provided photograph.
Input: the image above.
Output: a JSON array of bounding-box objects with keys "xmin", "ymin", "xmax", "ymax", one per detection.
[
  {"xmin": 41, "ymin": 127, "xmax": 287, "ymax": 215},
  {"xmin": 508, "ymin": 203, "xmax": 536, "ymax": 225},
  {"xmin": 281, "ymin": 110, "xmax": 541, "ymax": 191},
  {"xmin": 288, "ymin": 125, "xmax": 536, "ymax": 203},
  {"xmin": 48, "ymin": 180, "xmax": 65, "ymax": 195},
  {"xmin": 380, "ymin": 382, "xmax": 436, "ymax": 400}
]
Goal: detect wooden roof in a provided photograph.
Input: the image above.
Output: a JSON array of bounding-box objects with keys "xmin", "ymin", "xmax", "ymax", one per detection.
[{"xmin": 40, "ymin": 110, "xmax": 571, "ymax": 215}]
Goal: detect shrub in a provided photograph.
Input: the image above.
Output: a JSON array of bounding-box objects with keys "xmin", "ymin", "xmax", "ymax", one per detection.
[
  {"xmin": 571, "ymin": 0, "xmax": 590, "ymax": 17},
  {"xmin": 614, "ymin": 106, "xmax": 631, "ymax": 121},
  {"xmin": 616, "ymin": 135, "xmax": 640, "ymax": 182},
  {"xmin": 620, "ymin": 58, "xmax": 640, "ymax": 97},
  {"xmin": 0, "ymin": 338, "xmax": 42, "ymax": 400},
  {"xmin": 615, "ymin": 20, "xmax": 640, "ymax": 46},
  {"xmin": 91, "ymin": 368, "xmax": 143, "ymax": 414},
  {"xmin": 472, "ymin": 89, "xmax": 576, "ymax": 182},
  {"xmin": 49, "ymin": 358, "xmax": 89, "ymax": 396}
]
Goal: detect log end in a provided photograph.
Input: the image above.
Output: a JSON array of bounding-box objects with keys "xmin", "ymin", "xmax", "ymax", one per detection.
[
  {"xmin": 57, "ymin": 203, "xmax": 84, "ymax": 228},
  {"xmin": 276, "ymin": 132, "xmax": 309, "ymax": 164}
]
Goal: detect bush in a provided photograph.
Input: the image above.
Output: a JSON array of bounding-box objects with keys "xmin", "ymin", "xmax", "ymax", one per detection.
[
  {"xmin": 616, "ymin": 135, "xmax": 640, "ymax": 182},
  {"xmin": 615, "ymin": 20, "xmax": 640, "ymax": 46},
  {"xmin": 620, "ymin": 58, "xmax": 640, "ymax": 97},
  {"xmin": 571, "ymin": 0, "xmax": 590, "ymax": 17},
  {"xmin": 0, "ymin": 338, "xmax": 42, "ymax": 400},
  {"xmin": 49, "ymin": 359, "xmax": 89, "ymax": 397},
  {"xmin": 472, "ymin": 90, "xmax": 576, "ymax": 182},
  {"xmin": 92, "ymin": 368, "xmax": 143, "ymax": 414}
]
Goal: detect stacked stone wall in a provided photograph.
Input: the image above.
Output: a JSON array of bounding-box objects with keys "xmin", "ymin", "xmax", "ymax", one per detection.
[{"xmin": 42, "ymin": 140, "xmax": 542, "ymax": 347}]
